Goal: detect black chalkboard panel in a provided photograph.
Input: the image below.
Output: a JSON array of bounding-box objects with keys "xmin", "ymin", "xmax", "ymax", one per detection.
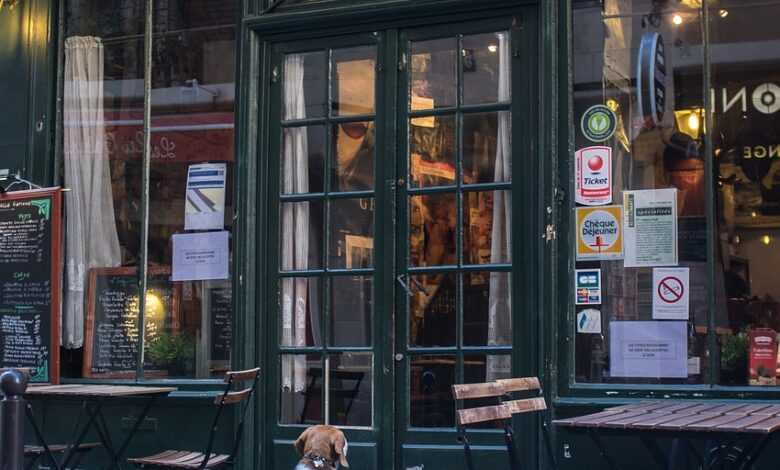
[
  {"xmin": 0, "ymin": 188, "xmax": 62, "ymax": 383},
  {"xmin": 209, "ymin": 286, "xmax": 232, "ymax": 361},
  {"xmin": 84, "ymin": 266, "xmax": 180, "ymax": 378}
]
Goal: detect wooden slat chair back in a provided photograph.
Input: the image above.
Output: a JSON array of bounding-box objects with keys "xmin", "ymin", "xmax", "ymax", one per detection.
[
  {"xmin": 496, "ymin": 377, "xmax": 557, "ymax": 469},
  {"xmin": 452, "ymin": 381, "xmax": 520, "ymax": 470},
  {"xmin": 128, "ymin": 367, "xmax": 260, "ymax": 470}
]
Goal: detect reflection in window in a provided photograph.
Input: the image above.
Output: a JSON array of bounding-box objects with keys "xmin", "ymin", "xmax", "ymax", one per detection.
[{"xmin": 410, "ymin": 355, "xmax": 455, "ymax": 427}]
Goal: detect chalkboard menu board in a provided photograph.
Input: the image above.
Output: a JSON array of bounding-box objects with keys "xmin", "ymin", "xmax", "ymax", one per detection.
[
  {"xmin": 209, "ymin": 286, "xmax": 232, "ymax": 361},
  {"xmin": 0, "ymin": 188, "xmax": 62, "ymax": 383},
  {"xmin": 83, "ymin": 266, "xmax": 180, "ymax": 378}
]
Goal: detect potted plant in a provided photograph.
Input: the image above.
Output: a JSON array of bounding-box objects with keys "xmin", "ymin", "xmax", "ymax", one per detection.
[
  {"xmin": 147, "ymin": 332, "xmax": 195, "ymax": 377},
  {"xmin": 720, "ymin": 331, "xmax": 748, "ymax": 385}
]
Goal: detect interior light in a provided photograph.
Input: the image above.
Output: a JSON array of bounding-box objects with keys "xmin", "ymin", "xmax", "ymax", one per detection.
[
  {"xmin": 752, "ymin": 211, "xmax": 758, "ymax": 218},
  {"xmin": 763, "ymin": 235, "xmax": 772, "ymax": 246},
  {"xmin": 487, "ymin": 44, "xmax": 498, "ymax": 53},
  {"xmin": 719, "ymin": 9, "xmax": 729, "ymax": 18},
  {"xmin": 606, "ymin": 99, "xmax": 619, "ymax": 112},
  {"xmin": 687, "ymin": 113, "xmax": 700, "ymax": 131},
  {"xmin": 672, "ymin": 14, "xmax": 683, "ymax": 25},
  {"xmin": 145, "ymin": 292, "xmax": 164, "ymax": 318}
]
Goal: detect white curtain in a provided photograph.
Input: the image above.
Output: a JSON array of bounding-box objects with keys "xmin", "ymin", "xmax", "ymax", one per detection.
[
  {"xmin": 62, "ymin": 37, "xmax": 121, "ymax": 349},
  {"xmin": 487, "ymin": 32, "xmax": 513, "ymax": 381},
  {"xmin": 281, "ymin": 54, "xmax": 311, "ymax": 394}
]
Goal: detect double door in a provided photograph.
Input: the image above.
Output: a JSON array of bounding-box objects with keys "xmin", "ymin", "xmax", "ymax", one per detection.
[{"xmin": 265, "ymin": 10, "xmax": 539, "ymax": 469}]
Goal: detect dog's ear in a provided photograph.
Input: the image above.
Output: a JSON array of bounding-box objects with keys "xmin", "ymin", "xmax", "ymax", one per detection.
[
  {"xmin": 332, "ymin": 432, "xmax": 349, "ymax": 468},
  {"xmin": 294, "ymin": 427, "xmax": 311, "ymax": 456}
]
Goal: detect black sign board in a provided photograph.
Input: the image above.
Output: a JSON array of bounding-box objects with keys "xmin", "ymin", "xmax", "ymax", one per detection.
[
  {"xmin": 209, "ymin": 286, "xmax": 232, "ymax": 361},
  {"xmin": 0, "ymin": 188, "xmax": 62, "ymax": 383},
  {"xmin": 84, "ymin": 266, "xmax": 180, "ymax": 378}
]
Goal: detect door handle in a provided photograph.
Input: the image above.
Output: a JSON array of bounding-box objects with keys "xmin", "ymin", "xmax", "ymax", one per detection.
[{"xmin": 396, "ymin": 274, "xmax": 414, "ymax": 297}]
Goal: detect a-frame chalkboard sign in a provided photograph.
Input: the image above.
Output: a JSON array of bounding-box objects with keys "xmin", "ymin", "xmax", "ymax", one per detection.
[{"xmin": 0, "ymin": 187, "xmax": 62, "ymax": 383}]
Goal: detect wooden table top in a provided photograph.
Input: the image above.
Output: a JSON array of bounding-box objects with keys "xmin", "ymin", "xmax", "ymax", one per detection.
[
  {"xmin": 25, "ymin": 384, "xmax": 177, "ymax": 398},
  {"xmin": 554, "ymin": 401, "xmax": 780, "ymax": 434}
]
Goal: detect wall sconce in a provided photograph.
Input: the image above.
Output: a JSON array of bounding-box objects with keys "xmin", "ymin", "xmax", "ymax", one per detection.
[{"xmin": 674, "ymin": 108, "xmax": 705, "ymax": 139}]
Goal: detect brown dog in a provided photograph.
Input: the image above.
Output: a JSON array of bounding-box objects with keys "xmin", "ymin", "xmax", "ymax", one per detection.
[{"xmin": 294, "ymin": 425, "xmax": 349, "ymax": 470}]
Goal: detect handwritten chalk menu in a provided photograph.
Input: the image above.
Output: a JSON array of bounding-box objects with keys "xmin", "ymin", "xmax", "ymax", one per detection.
[
  {"xmin": 83, "ymin": 267, "xmax": 180, "ymax": 378},
  {"xmin": 209, "ymin": 286, "xmax": 232, "ymax": 361},
  {"xmin": 0, "ymin": 188, "xmax": 62, "ymax": 383}
]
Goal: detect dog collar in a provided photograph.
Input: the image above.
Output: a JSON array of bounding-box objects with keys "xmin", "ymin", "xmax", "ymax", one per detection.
[{"xmin": 303, "ymin": 452, "xmax": 335, "ymax": 469}]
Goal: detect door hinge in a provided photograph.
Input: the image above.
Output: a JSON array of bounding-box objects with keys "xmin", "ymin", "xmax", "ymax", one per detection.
[
  {"xmin": 398, "ymin": 52, "xmax": 407, "ymax": 71},
  {"xmin": 544, "ymin": 224, "xmax": 557, "ymax": 243}
]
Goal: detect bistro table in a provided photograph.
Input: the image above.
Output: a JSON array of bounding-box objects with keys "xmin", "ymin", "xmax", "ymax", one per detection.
[
  {"xmin": 24, "ymin": 384, "xmax": 177, "ymax": 470},
  {"xmin": 554, "ymin": 401, "xmax": 780, "ymax": 470}
]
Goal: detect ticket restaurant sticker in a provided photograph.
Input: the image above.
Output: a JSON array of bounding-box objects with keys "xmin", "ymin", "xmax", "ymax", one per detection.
[
  {"xmin": 575, "ymin": 146, "xmax": 612, "ymax": 206},
  {"xmin": 576, "ymin": 205, "xmax": 624, "ymax": 260}
]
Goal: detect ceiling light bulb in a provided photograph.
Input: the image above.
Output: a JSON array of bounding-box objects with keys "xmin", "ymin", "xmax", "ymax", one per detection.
[
  {"xmin": 672, "ymin": 14, "xmax": 683, "ymax": 25},
  {"xmin": 687, "ymin": 113, "xmax": 700, "ymax": 131},
  {"xmin": 719, "ymin": 9, "xmax": 728, "ymax": 18},
  {"xmin": 763, "ymin": 235, "xmax": 771, "ymax": 245},
  {"xmin": 487, "ymin": 44, "xmax": 498, "ymax": 53}
]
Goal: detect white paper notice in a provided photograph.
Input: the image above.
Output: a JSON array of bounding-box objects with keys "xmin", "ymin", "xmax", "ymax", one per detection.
[
  {"xmin": 610, "ymin": 321, "xmax": 688, "ymax": 378},
  {"xmin": 623, "ymin": 188, "xmax": 678, "ymax": 267},
  {"xmin": 172, "ymin": 231, "xmax": 229, "ymax": 281},
  {"xmin": 653, "ymin": 267, "xmax": 690, "ymax": 320},
  {"xmin": 185, "ymin": 163, "xmax": 227, "ymax": 230}
]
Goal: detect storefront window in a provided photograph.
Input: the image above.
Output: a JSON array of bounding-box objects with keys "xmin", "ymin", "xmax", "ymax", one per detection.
[
  {"xmin": 570, "ymin": 0, "xmax": 780, "ymax": 388},
  {"xmin": 61, "ymin": 0, "xmax": 236, "ymax": 379}
]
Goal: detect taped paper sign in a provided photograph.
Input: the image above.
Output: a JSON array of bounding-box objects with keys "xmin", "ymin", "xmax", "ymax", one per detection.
[
  {"xmin": 185, "ymin": 163, "xmax": 227, "ymax": 230},
  {"xmin": 652, "ymin": 267, "xmax": 690, "ymax": 320},
  {"xmin": 577, "ymin": 309, "xmax": 602, "ymax": 334},
  {"xmin": 575, "ymin": 146, "xmax": 612, "ymax": 205},
  {"xmin": 575, "ymin": 269, "xmax": 602, "ymax": 305},
  {"xmin": 623, "ymin": 188, "xmax": 678, "ymax": 267},
  {"xmin": 576, "ymin": 205, "xmax": 624, "ymax": 260},
  {"xmin": 610, "ymin": 321, "xmax": 687, "ymax": 378}
]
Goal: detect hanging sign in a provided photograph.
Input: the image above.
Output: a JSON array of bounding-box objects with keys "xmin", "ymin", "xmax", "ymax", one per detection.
[
  {"xmin": 652, "ymin": 267, "xmax": 690, "ymax": 320},
  {"xmin": 575, "ymin": 205, "xmax": 624, "ymax": 260},
  {"xmin": 637, "ymin": 32, "xmax": 666, "ymax": 127},
  {"xmin": 575, "ymin": 146, "xmax": 612, "ymax": 205},
  {"xmin": 575, "ymin": 269, "xmax": 602, "ymax": 305},
  {"xmin": 580, "ymin": 104, "xmax": 617, "ymax": 142}
]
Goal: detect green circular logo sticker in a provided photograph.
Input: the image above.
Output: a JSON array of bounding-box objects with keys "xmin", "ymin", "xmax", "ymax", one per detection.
[{"xmin": 581, "ymin": 104, "xmax": 617, "ymax": 142}]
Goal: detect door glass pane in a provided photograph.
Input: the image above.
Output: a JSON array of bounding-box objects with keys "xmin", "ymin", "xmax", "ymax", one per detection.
[
  {"xmin": 284, "ymin": 51, "xmax": 327, "ymax": 120},
  {"xmin": 409, "ymin": 193, "xmax": 457, "ymax": 267},
  {"xmin": 462, "ymin": 32, "xmax": 510, "ymax": 105},
  {"xmin": 332, "ymin": 46, "xmax": 376, "ymax": 116},
  {"xmin": 410, "ymin": 115, "xmax": 456, "ymax": 188},
  {"xmin": 410, "ymin": 355, "xmax": 455, "ymax": 427},
  {"xmin": 463, "ymin": 190, "xmax": 511, "ymax": 264},
  {"xmin": 332, "ymin": 121, "xmax": 375, "ymax": 191},
  {"xmin": 328, "ymin": 198, "xmax": 374, "ymax": 269},
  {"xmin": 409, "ymin": 273, "xmax": 456, "ymax": 347},
  {"xmin": 330, "ymin": 275, "xmax": 373, "ymax": 347},
  {"xmin": 280, "ymin": 200, "xmax": 324, "ymax": 270},
  {"xmin": 329, "ymin": 352, "xmax": 372, "ymax": 426},
  {"xmin": 463, "ymin": 272, "xmax": 511, "ymax": 346},
  {"xmin": 279, "ymin": 277, "xmax": 322, "ymax": 348},
  {"xmin": 282, "ymin": 125, "xmax": 326, "ymax": 194},
  {"xmin": 410, "ymin": 38, "xmax": 457, "ymax": 110},
  {"xmin": 280, "ymin": 354, "xmax": 322, "ymax": 424},
  {"xmin": 463, "ymin": 112, "xmax": 512, "ymax": 184}
]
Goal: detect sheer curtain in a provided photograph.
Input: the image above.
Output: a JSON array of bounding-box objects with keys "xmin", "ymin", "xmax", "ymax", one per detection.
[
  {"xmin": 280, "ymin": 54, "xmax": 312, "ymax": 395},
  {"xmin": 487, "ymin": 32, "xmax": 512, "ymax": 381},
  {"xmin": 62, "ymin": 36, "xmax": 121, "ymax": 349}
]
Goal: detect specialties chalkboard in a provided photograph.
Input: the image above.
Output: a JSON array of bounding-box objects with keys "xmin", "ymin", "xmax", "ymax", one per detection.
[
  {"xmin": 209, "ymin": 286, "xmax": 232, "ymax": 361},
  {"xmin": 0, "ymin": 188, "xmax": 62, "ymax": 383},
  {"xmin": 83, "ymin": 266, "xmax": 180, "ymax": 378}
]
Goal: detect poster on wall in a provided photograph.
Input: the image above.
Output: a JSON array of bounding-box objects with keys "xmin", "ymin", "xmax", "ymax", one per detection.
[
  {"xmin": 610, "ymin": 321, "xmax": 687, "ymax": 378},
  {"xmin": 184, "ymin": 163, "xmax": 227, "ymax": 231},
  {"xmin": 623, "ymin": 188, "xmax": 678, "ymax": 267},
  {"xmin": 575, "ymin": 146, "xmax": 612, "ymax": 205},
  {"xmin": 575, "ymin": 206, "xmax": 624, "ymax": 261}
]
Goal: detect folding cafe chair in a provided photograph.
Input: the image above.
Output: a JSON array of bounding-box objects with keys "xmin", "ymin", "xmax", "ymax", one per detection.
[{"xmin": 127, "ymin": 367, "xmax": 260, "ymax": 469}]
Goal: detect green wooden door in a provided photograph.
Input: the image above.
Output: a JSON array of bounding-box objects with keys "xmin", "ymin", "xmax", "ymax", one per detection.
[{"xmin": 264, "ymin": 9, "xmax": 538, "ymax": 469}]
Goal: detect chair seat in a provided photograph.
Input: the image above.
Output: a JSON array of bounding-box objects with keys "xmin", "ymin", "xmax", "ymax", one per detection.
[
  {"xmin": 25, "ymin": 443, "xmax": 101, "ymax": 455},
  {"xmin": 128, "ymin": 450, "xmax": 231, "ymax": 469}
]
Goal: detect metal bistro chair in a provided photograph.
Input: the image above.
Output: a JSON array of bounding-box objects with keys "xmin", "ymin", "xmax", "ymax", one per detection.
[
  {"xmin": 128, "ymin": 367, "xmax": 260, "ymax": 470},
  {"xmin": 452, "ymin": 376, "xmax": 556, "ymax": 470}
]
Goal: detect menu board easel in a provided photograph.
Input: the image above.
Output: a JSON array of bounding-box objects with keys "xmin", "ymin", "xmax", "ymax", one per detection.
[{"xmin": 0, "ymin": 187, "xmax": 62, "ymax": 383}]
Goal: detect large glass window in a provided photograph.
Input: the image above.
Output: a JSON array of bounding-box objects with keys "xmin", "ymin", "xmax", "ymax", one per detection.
[
  {"xmin": 570, "ymin": 0, "xmax": 780, "ymax": 388},
  {"xmin": 61, "ymin": 0, "xmax": 236, "ymax": 379}
]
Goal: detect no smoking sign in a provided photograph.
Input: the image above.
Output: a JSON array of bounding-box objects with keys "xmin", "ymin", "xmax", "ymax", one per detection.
[{"xmin": 652, "ymin": 268, "xmax": 690, "ymax": 320}]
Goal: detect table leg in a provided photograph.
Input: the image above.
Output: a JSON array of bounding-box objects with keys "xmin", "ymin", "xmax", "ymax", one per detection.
[
  {"xmin": 639, "ymin": 436, "xmax": 668, "ymax": 469},
  {"xmin": 734, "ymin": 434, "xmax": 772, "ymax": 470},
  {"xmin": 587, "ymin": 429, "xmax": 620, "ymax": 470},
  {"xmin": 60, "ymin": 401, "xmax": 105, "ymax": 470},
  {"xmin": 25, "ymin": 403, "xmax": 61, "ymax": 470},
  {"xmin": 107, "ymin": 396, "xmax": 158, "ymax": 470},
  {"xmin": 88, "ymin": 403, "xmax": 123, "ymax": 470}
]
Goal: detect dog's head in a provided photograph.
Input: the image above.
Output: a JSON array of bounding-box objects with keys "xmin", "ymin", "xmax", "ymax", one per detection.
[{"xmin": 294, "ymin": 425, "xmax": 349, "ymax": 469}]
